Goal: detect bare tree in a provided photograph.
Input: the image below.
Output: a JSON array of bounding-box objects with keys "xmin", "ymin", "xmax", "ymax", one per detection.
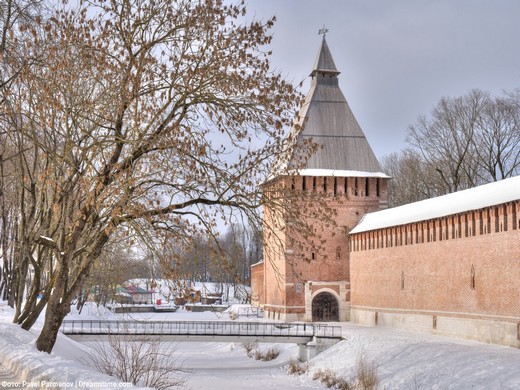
[
  {"xmin": 407, "ymin": 89, "xmax": 487, "ymax": 193},
  {"xmin": 396, "ymin": 89, "xmax": 520, "ymax": 205},
  {"xmin": 473, "ymin": 90, "xmax": 520, "ymax": 181},
  {"xmin": 0, "ymin": 0, "xmax": 44, "ymax": 307},
  {"xmin": 1, "ymin": 0, "xmax": 321, "ymax": 353},
  {"xmin": 381, "ymin": 149, "xmax": 442, "ymax": 207},
  {"xmin": 80, "ymin": 236, "xmax": 146, "ymax": 310}
]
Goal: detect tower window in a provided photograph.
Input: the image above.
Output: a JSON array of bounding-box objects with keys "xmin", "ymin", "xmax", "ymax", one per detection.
[
  {"xmin": 302, "ymin": 176, "xmax": 306, "ymax": 191},
  {"xmin": 376, "ymin": 178, "xmax": 381, "ymax": 197},
  {"xmin": 313, "ymin": 177, "xmax": 317, "ymax": 191},
  {"xmin": 323, "ymin": 177, "xmax": 327, "ymax": 193},
  {"xmin": 365, "ymin": 178, "xmax": 369, "ymax": 197},
  {"xmin": 333, "ymin": 177, "xmax": 337, "ymax": 196},
  {"xmin": 354, "ymin": 177, "xmax": 359, "ymax": 196}
]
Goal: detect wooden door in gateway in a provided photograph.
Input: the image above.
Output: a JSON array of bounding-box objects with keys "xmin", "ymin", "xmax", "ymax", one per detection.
[{"xmin": 312, "ymin": 292, "xmax": 339, "ymax": 322}]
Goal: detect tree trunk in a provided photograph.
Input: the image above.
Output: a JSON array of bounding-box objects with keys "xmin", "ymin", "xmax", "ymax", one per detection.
[
  {"xmin": 35, "ymin": 263, "xmax": 72, "ymax": 353},
  {"xmin": 19, "ymin": 286, "xmax": 51, "ymax": 330},
  {"xmin": 35, "ymin": 299, "xmax": 70, "ymax": 353}
]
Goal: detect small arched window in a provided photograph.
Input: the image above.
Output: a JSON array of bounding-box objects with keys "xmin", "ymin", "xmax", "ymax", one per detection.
[{"xmin": 336, "ymin": 247, "xmax": 342, "ymax": 260}]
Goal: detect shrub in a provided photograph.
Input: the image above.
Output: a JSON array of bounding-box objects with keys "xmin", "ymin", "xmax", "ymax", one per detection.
[
  {"xmin": 243, "ymin": 342, "xmax": 280, "ymax": 361},
  {"xmin": 242, "ymin": 341, "xmax": 258, "ymax": 358},
  {"xmin": 287, "ymin": 361, "xmax": 310, "ymax": 376},
  {"xmin": 253, "ymin": 346, "xmax": 280, "ymax": 361},
  {"xmin": 311, "ymin": 353, "xmax": 380, "ymax": 389},
  {"xmin": 86, "ymin": 335, "xmax": 189, "ymax": 390},
  {"xmin": 355, "ymin": 353, "xmax": 379, "ymax": 390},
  {"xmin": 313, "ymin": 368, "xmax": 352, "ymax": 390}
]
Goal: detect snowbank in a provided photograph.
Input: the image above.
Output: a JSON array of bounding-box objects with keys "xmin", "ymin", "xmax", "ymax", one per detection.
[
  {"xmin": 2, "ymin": 301, "xmax": 520, "ymax": 389},
  {"xmin": 0, "ymin": 303, "xmax": 148, "ymax": 390},
  {"xmin": 310, "ymin": 323, "xmax": 520, "ymax": 389}
]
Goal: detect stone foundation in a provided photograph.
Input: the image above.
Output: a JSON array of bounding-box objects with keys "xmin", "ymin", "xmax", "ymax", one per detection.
[{"xmin": 351, "ymin": 306, "xmax": 520, "ymax": 348}]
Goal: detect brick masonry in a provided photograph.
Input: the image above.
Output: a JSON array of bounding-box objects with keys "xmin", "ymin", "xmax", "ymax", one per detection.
[
  {"xmin": 252, "ymin": 176, "xmax": 520, "ymax": 347},
  {"xmin": 251, "ymin": 175, "xmax": 388, "ymax": 322},
  {"xmin": 350, "ymin": 199, "xmax": 520, "ymax": 347}
]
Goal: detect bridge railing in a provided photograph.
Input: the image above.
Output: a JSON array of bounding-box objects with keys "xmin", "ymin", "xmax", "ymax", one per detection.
[{"xmin": 61, "ymin": 320, "xmax": 342, "ymax": 339}]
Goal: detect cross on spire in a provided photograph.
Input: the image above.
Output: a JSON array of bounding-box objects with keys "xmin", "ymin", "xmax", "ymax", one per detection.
[{"xmin": 318, "ymin": 25, "xmax": 329, "ymax": 40}]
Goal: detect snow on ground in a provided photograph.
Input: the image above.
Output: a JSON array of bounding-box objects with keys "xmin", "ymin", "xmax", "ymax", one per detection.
[
  {"xmin": 312, "ymin": 323, "xmax": 520, "ymax": 389},
  {"xmin": 0, "ymin": 302, "xmax": 147, "ymax": 389},
  {"xmin": 2, "ymin": 301, "xmax": 520, "ymax": 389}
]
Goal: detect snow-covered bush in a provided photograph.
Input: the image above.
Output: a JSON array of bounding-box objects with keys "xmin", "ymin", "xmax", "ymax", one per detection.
[
  {"xmin": 287, "ymin": 361, "xmax": 310, "ymax": 375},
  {"xmin": 313, "ymin": 369, "xmax": 352, "ymax": 389},
  {"xmin": 242, "ymin": 341, "xmax": 258, "ymax": 357},
  {"xmin": 253, "ymin": 346, "xmax": 280, "ymax": 361},
  {"xmin": 354, "ymin": 353, "xmax": 379, "ymax": 390}
]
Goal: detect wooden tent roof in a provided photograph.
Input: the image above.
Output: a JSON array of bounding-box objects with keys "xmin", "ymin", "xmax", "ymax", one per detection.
[{"xmin": 280, "ymin": 37, "xmax": 386, "ymax": 177}]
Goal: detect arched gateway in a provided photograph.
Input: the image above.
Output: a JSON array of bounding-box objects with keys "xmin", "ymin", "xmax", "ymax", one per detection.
[{"xmin": 312, "ymin": 292, "xmax": 339, "ymax": 322}]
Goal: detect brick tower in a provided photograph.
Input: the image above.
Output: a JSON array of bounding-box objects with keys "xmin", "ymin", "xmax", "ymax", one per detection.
[{"xmin": 251, "ymin": 34, "xmax": 389, "ymax": 322}]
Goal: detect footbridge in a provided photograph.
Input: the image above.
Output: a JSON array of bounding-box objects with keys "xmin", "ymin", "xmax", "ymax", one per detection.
[{"xmin": 61, "ymin": 320, "xmax": 342, "ymax": 344}]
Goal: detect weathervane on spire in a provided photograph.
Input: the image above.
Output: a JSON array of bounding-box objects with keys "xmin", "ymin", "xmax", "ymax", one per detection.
[{"xmin": 318, "ymin": 25, "xmax": 329, "ymax": 40}]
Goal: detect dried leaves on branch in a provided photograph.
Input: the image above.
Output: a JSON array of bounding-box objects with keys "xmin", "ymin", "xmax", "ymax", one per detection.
[{"xmin": 0, "ymin": 0, "xmax": 319, "ymax": 353}]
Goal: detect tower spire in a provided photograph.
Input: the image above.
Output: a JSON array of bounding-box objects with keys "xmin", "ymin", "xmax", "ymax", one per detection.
[{"xmin": 311, "ymin": 28, "xmax": 339, "ymax": 77}]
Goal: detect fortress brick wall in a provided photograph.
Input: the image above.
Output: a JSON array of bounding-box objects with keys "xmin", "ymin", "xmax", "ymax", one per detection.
[{"xmin": 350, "ymin": 199, "xmax": 520, "ymax": 347}]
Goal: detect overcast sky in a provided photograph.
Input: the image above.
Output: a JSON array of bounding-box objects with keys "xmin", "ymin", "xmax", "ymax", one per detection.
[{"xmin": 247, "ymin": 0, "xmax": 520, "ymax": 159}]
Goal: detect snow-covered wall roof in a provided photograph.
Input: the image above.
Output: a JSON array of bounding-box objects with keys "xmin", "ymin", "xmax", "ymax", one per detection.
[
  {"xmin": 294, "ymin": 169, "xmax": 390, "ymax": 178},
  {"xmin": 351, "ymin": 176, "xmax": 520, "ymax": 234}
]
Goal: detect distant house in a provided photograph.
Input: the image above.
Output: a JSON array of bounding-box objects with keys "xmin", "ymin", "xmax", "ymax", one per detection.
[{"xmin": 116, "ymin": 285, "xmax": 155, "ymax": 304}]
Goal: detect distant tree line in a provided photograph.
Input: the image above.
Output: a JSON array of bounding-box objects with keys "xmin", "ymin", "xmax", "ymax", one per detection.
[
  {"xmin": 383, "ymin": 89, "xmax": 520, "ymax": 207},
  {"xmin": 172, "ymin": 224, "xmax": 262, "ymax": 286},
  {"xmin": 75, "ymin": 222, "xmax": 262, "ymax": 308}
]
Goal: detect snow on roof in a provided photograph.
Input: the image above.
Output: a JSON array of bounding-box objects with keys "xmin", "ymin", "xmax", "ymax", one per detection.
[
  {"xmin": 266, "ymin": 169, "xmax": 390, "ymax": 182},
  {"xmin": 351, "ymin": 176, "xmax": 520, "ymax": 234},
  {"xmin": 295, "ymin": 168, "xmax": 390, "ymax": 178}
]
